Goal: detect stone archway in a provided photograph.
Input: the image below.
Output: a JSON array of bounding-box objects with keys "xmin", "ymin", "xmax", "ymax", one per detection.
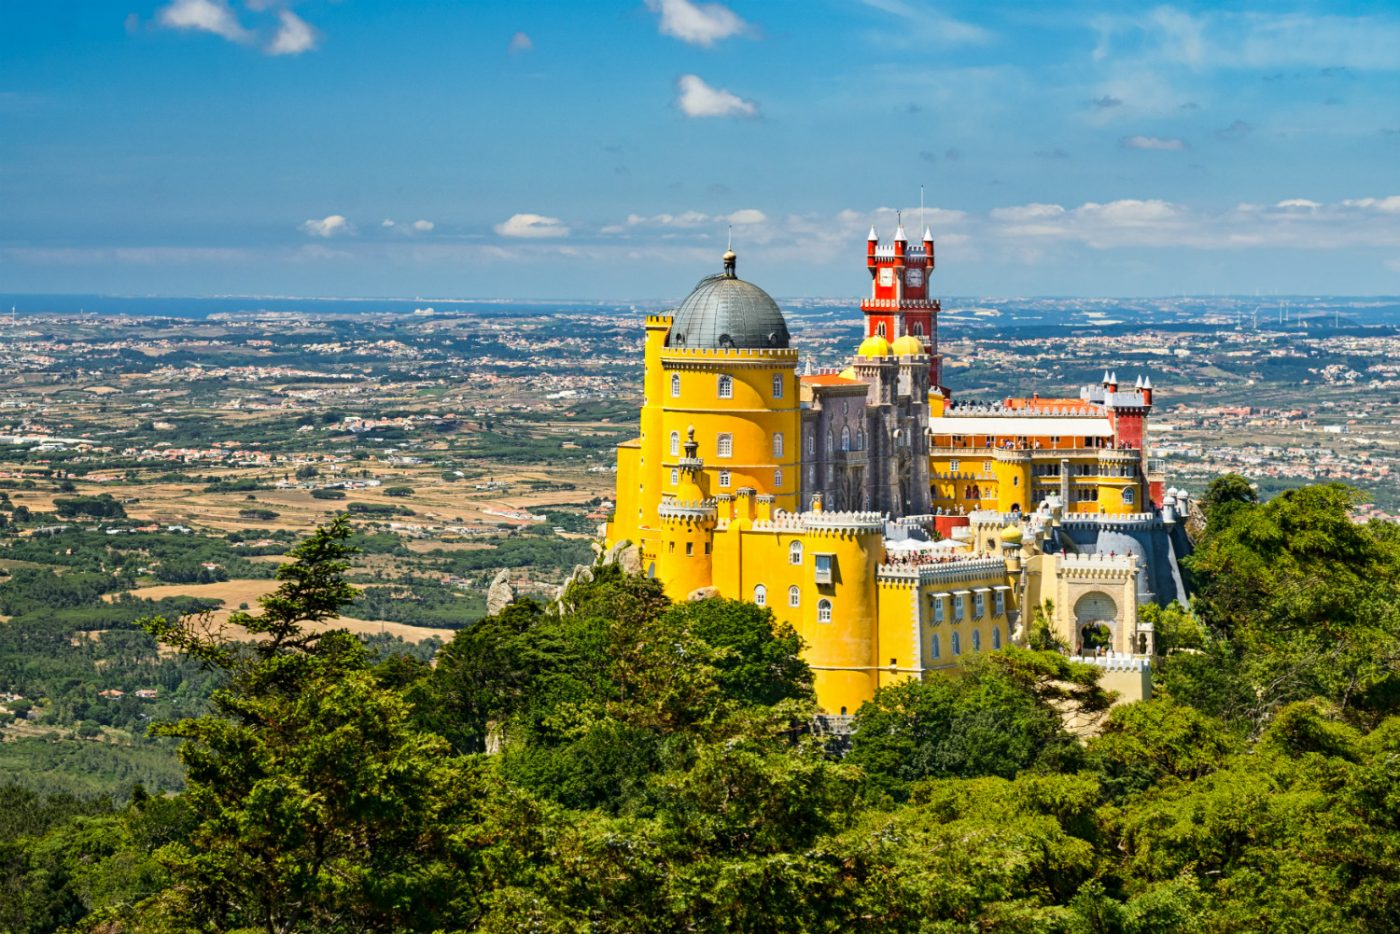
[{"xmin": 1074, "ymin": 591, "xmax": 1118, "ymax": 654}]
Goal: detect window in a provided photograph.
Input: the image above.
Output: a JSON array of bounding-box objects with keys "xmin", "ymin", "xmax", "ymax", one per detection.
[
  {"xmin": 855, "ymin": 429, "xmax": 865, "ymax": 450},
  {"xmin": 789, "ymin": 541, "xmax": 803, "ymax": 565},
  {"xmin": 685, "ymin": 542, "xmax": 693, "ymax": 556},
  {"xmin": 717, "ymin": 433, "xmax": 732, "ymax": 458},
  {"xmin": 972, "ymin": 630, "xmax": 982, "ymax": 651},
  {"xmin": 773, "ymin": 433, "xmax": 784, "ymax": 458},
  {"xmin": 718, "ymin": 470, "xmax": 731, "ymax": 488},
  {"xmin": 950, "ymin": 459, "xmax": 960, "ymax": 473},
  {"xmin": 974, "ymin": 593, "xmax": 985, "ymax": 618},
  {"xmin": 808, "ymin": 466, "xmax": 815, "ymax": 485},
  {"xmin": 877, "ymin": 322, "xmax": 887, "ymax": 337},
  {"xmin": 931, "ymin": 633, "xmax": 941, "ymax": 658},
  {"xmin": 753, "ymin": 584, "xmax": 767, "ymax": 606},
  {"xmin": 951, "ymin": 632, "xmax": 961, "ymax": 655},
  {"xmin": 953, "ymin": 594, "xmax": 965, "ymax": 620},
  {"xmin": 1123, "ymin": 487, "xmax": 1136, "ymax": 505},
  {"xmin": 788, "ymin": 585, "xmax": 801, "ymax": 607},
  {"xmin": 817, "ymin": 599, "xmax": 832, "ymax": 623},
  {"xmin": 841, "ymin": 426, "xmax": 851, "ymax": 452},
  {"xmin": 671, "ymin": 373, "xmax": 680, "ymax": 397},
  {"xmin": 993, "ymin": 590, "xmax": 1005, "ymax": 617},
  {"xmin": 772, "ymin": 374, "xmax": 784, "ymax": 398},
  {"xmin": 984, "ymin": 461, "xmax": 993, "ymax": 474},
  {"xmin": 670, "ymin": 468, "xmax": 679, "ymax": 486},
  {"xmin": 669, "ymin": 431, "xmax": 680, "ymax": 456},
  {"xmin": 718, "ymin": 375, "xmax": 733, "ymax": 399},
  {"xmin": 806, "ymin": 432, "xmax": 814, "ymax": 455},
  {"xmin": 912, "ymin": 321, "xmax": 924, "ymax": 336},
  {"xmin": 992, "ymin": 626, "xmax": 1002, "ymax": 649},
  {"xmin": 814, "ymin": 553, "xmax": 833, "ymax": 584},
  {"xmin": 774, "ymin": 468, "xmax": 783, "ymax": 488},
  {"xmin": 1050, "ymin": 435, "xmax": 1060, "ymax": 445},
  {"xmin": 933, "ymin": 597, "xmax": 945, "ymax": 624}
]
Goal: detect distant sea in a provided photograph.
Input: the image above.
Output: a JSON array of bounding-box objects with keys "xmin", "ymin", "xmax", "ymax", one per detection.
[{"xmin": 0, "ymin": 293, "xmax": 647, "ymax": 319}]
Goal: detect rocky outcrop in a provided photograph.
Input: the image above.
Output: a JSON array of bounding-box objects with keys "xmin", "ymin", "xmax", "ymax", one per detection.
[
  {"xmin": 687, "ymin": 586, "xmax": 719, "ymax": 602},
  {"xmin": 602, "ymin": 539, "xmax": 643, "ymax": 575},
  {"xmin": 486, "ymin": 569, "xmax": 516, "ymax": 616}
]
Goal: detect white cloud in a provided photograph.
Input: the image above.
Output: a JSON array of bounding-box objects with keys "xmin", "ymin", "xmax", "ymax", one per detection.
[
  {"xmin": 645, "ymin": 0, "xmax": 747, "ymax": 47},
  {"xmin": 1121, "ymin": 135, "xmax": 1187, "ymax": 150},
  {"xmin": 412, "ymin": 219, "xmax": 435, "ymax": 232},
  {"xmin": 675, "ymin": 74, "xmax": 757, "ymax": 118},
  {"xmin": 990, "ymin": 203, "xmax": 1066, "ymax": 222},
  {"xmin": 157, "ymin": 0, "xmax": 250, "ymax": 43},
  {"xmin": 382, "ymin": 219, "xmax": 397, "ymax": 228},
  {"xmin": 496, "ymin": 213, "xmax": 570, "ymax": 238},
  {"xmin": 267, "ymin": 9, "xmax": 317, "ymax": 55},
  {"xmin": 727, "ymin": 209, "xmax": 766, "ymax": 225},
  {"xmin": 508, "ymin": 31, "xmax": 533, "ymax": 53},
  {"xmin": 857, "ymin": 0, "xmax": 991, "ymax": 47},
  {"xmin": 1276, "ymin": 199, "xmax": 1321, "ymax": 210},
  {"xmin": 1344, "ymin": 196, "xmax": 1400, "ymax": 213},
  {"xmin": 301, "ymin": 214, "xmax": 353, "ymax": 238}
]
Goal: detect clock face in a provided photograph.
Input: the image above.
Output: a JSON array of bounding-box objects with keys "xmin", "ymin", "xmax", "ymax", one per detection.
[
  {"xmin": 907, "ymin": 268, "xmax": 924, "ymax": 288},
  {"xmin": 878, "ymin": 267, "xmax": 893, "ymax": 287}
]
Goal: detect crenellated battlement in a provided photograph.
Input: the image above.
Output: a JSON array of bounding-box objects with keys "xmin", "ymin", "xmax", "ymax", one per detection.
[
  {"xmin": 657, "ymin": 499, "xmax": 718, "ymax": 522},
  {"xmin": 877, "ymin": 556, "xmax": 1006, "ymax": 585}
]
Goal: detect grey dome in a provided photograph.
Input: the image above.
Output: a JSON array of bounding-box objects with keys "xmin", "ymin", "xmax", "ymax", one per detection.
[{"xmin": 666, "ymin": 265, "xmax": 790, "ymax": 350}]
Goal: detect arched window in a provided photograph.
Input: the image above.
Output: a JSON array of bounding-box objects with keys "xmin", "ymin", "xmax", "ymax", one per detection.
[
  {"xmin": 992, "ymin": 626, "xmax": 1002, "ymax": 649},
  {"xmin": 669, "ymin": 431, "xmax": 680, "ymax": 456},
  {"xmin": 772, "ymin": 374, "xmax": 784, "ymax": 398},
  {"xmin": 774, "ymin": 468, "xmax": 783, "ymax": 488},
  {"xmin": 805, "ymin": 432, "xmax": 814, "ymax": 455},
  {"xmin": 718, "ymin": 470, "xmax": 731, "ymax": 488},
  {"xmin": 717, "ymin": 374, "xmax": 733, "ymax": 399},
  {"xmin": 789, "ymin": 541, "xmax": 803, "ymax": 565},
  {"xmin": 717, "ymin": 433, "xmax": 732, "ymax": 458},
  {"xmin": 670, "ymin": 468, "xmax": 678, "ymax": 486},
  {"xmin": 877, "ymin": 322, "xmax": 887, "ymax": 337},
  {"xmin": 807, "ymin": 465, "xmax": 815, "ymax": 485},
  {"xmin": 855, "ymin": 429, "xmax": 865, "ymax": 450},
  {"xmin": 772, "ymin": 433, "xmax": 784, "ymax": 458},
  {"xmin": 670, "ymin": 373, "xmax": 680, "ymax": 397},
  {"xmin": 841, "ymin": 426, "xmax": 851, "ymax": 452},
  {"xmin": 753, "ymin": 584, "xmax": 767, "ymax": 607},
  {"xmin": 817, "ymin": 599, "xmax": 832, "ymax": 623},
  {"xmin": 930, "ymin": 633, "xmax": 941, "ymax": 658},
  {"xmin": 972, "ymin": 630, "xmax": 982, "ymax": 651},
  {"xmin": 788, "ymin": 585, "xmax": 801, "ymax": 607},
  {"xmin": 1123, "ymin": 487, "xmax": 1136, "ymax": 505},
  {"xmin": 825, "ymin": 430, "xmax": 834, "ymax": 455},
  {"xmin": 951, "ymin": 632, "xmax": 961, "ymax": 655},
  {"xmin": 912, "ymin": 322, "xmax": 924, "ymax": 336}
]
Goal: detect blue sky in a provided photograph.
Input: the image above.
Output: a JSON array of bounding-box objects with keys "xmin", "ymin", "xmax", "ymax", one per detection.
[{"xmin": 4, "ymin": 0, "xmax": 1400, "ymax": 299}]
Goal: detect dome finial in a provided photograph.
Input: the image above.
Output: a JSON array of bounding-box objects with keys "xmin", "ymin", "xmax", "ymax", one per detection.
[{"xmin": 722, "ymin": 226, "xmax": 737, "ymax": 278}]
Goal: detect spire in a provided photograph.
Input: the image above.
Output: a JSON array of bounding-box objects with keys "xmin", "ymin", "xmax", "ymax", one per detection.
[
  {"xmin": 1102, "ymin": 370, "xmax": 1111, "ymax": 384},
  {"xmin": 1142, "ymin": 375, "xmax": 1152, "ymax": 389},
  {"xmin": 923, "ymin": 225, "xmax": 933, "ymax": 242},
  {"xmin": 894, "ymin": 210, "xmax": 907, "ymax": 242},
  {"xmin": 722, "ymin": 226, "xmax": 736, "ymax": 278},
  {"xmin": 1135, "ymin": 375, "xmax": 1143, "ymax": 389},
  {"xmin": 867, "ymin": 224, "xmax": 879, "ymax": 242}
]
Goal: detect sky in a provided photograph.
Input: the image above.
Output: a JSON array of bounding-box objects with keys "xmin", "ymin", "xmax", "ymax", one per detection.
[{"xmin": 4, "ymin": 0, "xmax": 1400, "ymax": 300}]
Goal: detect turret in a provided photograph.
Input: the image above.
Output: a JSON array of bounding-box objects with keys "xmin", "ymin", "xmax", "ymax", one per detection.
[
  {"xmin": 867, "ymin": 225, "xmax": 878, "ymax": 273},
  {"xmin": 1141, "ymin": 374, "xmax": 1153, "ymax": 406},
  {"xmin": 923, "ymin": 226, "xmax": 934, "ymax": 271}
]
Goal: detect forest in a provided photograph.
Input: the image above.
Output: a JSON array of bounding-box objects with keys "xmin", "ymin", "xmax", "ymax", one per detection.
[{"xmin": 2, "ymin": 478, "xmax": 1399, "ymax": 933}]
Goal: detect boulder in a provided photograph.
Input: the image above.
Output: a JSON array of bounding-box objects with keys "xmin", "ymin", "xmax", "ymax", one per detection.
[
  {"xmin": 486, "ymin": 569, "xmax": 516, "ymax": 616},
  {"xmin": 687, "ymin": 586, "xmax": 719, "ymax": 602}
]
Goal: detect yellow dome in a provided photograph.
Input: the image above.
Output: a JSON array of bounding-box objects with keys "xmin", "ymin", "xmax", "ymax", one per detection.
[
  {"xmin": 838, "ymin": 366, "xmax": 857, "ymax": 380},
  {"xmin": 999, "ymin": 524, "xmax": 1023, "ymax": 545},
  {"xmin": 891, "ymin": 335, "xmax": 924, "ymax": 356},
  {"xmin": 857, "ymin": 335, "xmax": 892, "ymax": 358}
]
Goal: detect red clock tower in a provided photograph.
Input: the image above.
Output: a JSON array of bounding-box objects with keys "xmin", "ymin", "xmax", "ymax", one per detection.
[{"xmin": 863, "ymin": 214, "xmax": 941, "ymax": 389}]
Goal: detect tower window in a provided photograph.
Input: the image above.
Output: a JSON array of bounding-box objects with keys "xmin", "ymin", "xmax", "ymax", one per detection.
[
  {"xmin": 774, "ymin": 468, "xmax": 783, "ymax": 488},
  {"xmin": 718, "ymin": 470, "xmax": 731, "ymax": 488},
  {"xmin": 671, "ymin": 373, "xmax": 680, "ymax": 397},
  {"xmin": 789, "ymin": 541, "xmax": 803, "ymax": 565},
  {"xmin": 994, "ymin": 591, "xmax": 1005, "ymax": 617},
  {"xmin": 953, "ymin": 594, "xmax": 965, "ymax": 620},
  {"xmin": 670, "ymin": 431, "xmax": 680, "ymax": 457},
  {"xmin": 912, "ymin": 322, "xmax": 924, "ymax": 337},
  {"xmin": 992, "ymin": 626, "xmax": 1002, "ymax": 649},
  {"xmin": 772, "ymin": 374, "xmax": 784, "ymax": 399},
  {"xmin": 753, "ymin": 584, "xmax": 767, "ymax": 607},
  {"xmin": 825, "ymin": 430, "xmax": 834, "ymax": 456},
  {"xmin": 877, "ymin": 322, "xmax": 887, "ymax": 337},
  {"xmin": 813, "ymin": 553, "xmax": 833, "ymax": 584},
  {"xmin": 806, "ymin": 432, "xmax": 814, "ymax": 456},
  {"xmin": 817, "ymin": 599, "xmax": 832, "ymax": 623},
  {"xmin": 670, "ymin": 468, "xmax": 679, "ymax": 486},
  {"xmin": 773, "ymin": 433, "xmax": 784, "ymax": 458},
  {"xmin": 718, "ymin": 375, "xmax": 733, "ymax": 399},
  {"xmin": 717, "ymin": 433, "xmax": 732, "ymax": 458},
  {"xmin": 841, "ymin": 426, "xmax": 851, "ymax": 452},
  {"xmin": 1123, "ymin": 488, "xmax": 1136, "ymax": 505},
  {"xmin": 855, "ymin": 429, "xmax": 865, "ymax": 451},
  {"xmin": 788, "ymin": 585, "xmax": 800, "ymax": 607},
  {"xmin": 808, "ymin": 465, "xmax": 815, "ymax": 485},
  {"xmin": 974, "ymin": 593, "xmax": 985, "ymax": 618},
  {"xmin": 933, "ymin": 597, "xmax": 944, "ymax": 623}
]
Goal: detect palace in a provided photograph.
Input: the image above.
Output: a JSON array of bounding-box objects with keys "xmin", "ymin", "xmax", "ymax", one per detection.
[{"xmin": 604, "ymin": 228, "xmax": 1192, "ymax": 714}]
